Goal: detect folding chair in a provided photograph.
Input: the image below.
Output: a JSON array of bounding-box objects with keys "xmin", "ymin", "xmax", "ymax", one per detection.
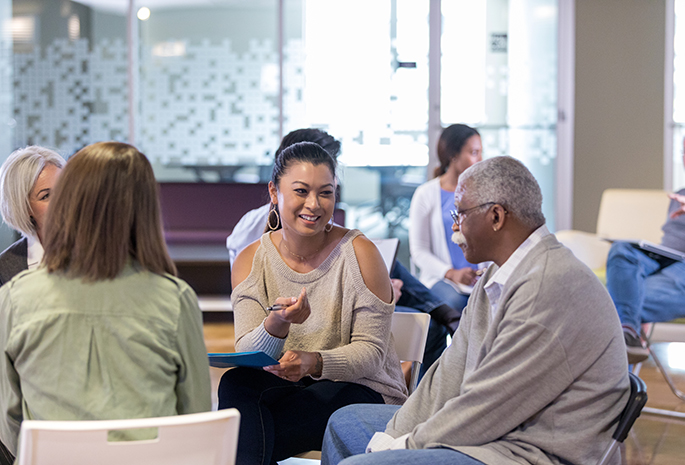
[
  {"xmin": 17, "ymin": 409, "xmax": 241, "ymax": 465},
  {"xmin": 597, "ymin": 372, "xmax": 648, "ymax": 465},
  {"xmin": 557, "ymin": 189, "xmax": 685, "ymax": 419},
  {"xmin": 391, "ymin": 312, "xmax": 431, "ymax": 394},
  {"xmin": 633, "ymin": 323, "xmax": 685, "ymax": 421}
]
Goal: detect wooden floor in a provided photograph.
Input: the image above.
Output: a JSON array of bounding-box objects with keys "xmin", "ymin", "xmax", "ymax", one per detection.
[
  {"xmin": 203, "ymin": 313, "xmax": 236, "ymax": 411},
  {"xmin": 202, "ymin": 313, "xmax": 685, "ymax": 464},
  {"xmin": 625, "ymin": 343, "xmax": 685, "ymax": 465}
]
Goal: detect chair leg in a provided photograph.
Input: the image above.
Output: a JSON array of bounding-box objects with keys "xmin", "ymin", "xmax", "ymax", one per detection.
[
  {"xmin": 597, "ymin": 440, "xmax": 619, "ymax": 465},
  {"xmin": 408, "ymin": 362, "xmax": 421, "ymax": 395},
  {"xmin": 646, "ymin": 341, "xmax": 685, "ymax": 402}
]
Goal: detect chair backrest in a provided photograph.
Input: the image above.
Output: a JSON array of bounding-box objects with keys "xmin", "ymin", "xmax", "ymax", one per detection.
[
  {"xmin": 391, "ymin": 312, "xmax": 431, "ymax": 394},
  {"xmin": 17, "ymin": 409, "xmax": 241, "ymax": 465},
  {"xmin": 555, "ymin": 230, "xmax": 611, "ymax": 271},
  {"xmin": 370, "ymin": 238, "xmax": 400, "ymax": 274},
  {"xmin": 596, "ymin": 372, "xmax": 648, "ymax": 465},
  {"xmin": 596, "ymin": 189, "xmax": 670, "ymax": 243}
]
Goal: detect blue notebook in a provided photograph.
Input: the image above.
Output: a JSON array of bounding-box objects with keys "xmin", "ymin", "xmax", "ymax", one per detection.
[{"xmin": 208, "ymin": 351, "xmax": 279, "ymax": 368}]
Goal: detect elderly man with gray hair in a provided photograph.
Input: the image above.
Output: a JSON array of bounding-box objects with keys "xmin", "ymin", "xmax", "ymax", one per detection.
[{"xmin": 321, "ymin": 156, "xmax": 630, "ymax": 465}]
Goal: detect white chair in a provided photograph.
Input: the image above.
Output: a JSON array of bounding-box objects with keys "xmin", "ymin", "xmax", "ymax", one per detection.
[
  {"xmin": 391, "ymin": 311, "xmax": 431, "ymax": 394},
  {"xmin": 17, "ymin": 409, "xmax": 241, "ymax": 465},
  {"xmin": 370, "ymin": 237, "xmax": 400, "ymax": 274},
  {"xmin": 556, "ymin": 188, "xmax": 685, "ymax": 418},
  {"xmin": 556, "ymin": 188, "xmax": 670, "ymax": 275}
]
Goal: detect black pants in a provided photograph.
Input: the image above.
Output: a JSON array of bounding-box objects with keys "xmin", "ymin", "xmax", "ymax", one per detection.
[
  {"xmin": 0, "ymin": 439, "xmax": 13, "ymax": 465},
  {"xmin": 218, "ymin": 367, "xmax": 384, "ymax": 465}
]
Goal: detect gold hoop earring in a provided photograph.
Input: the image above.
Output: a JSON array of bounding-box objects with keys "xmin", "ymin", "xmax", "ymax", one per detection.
[
  {"xmin": 324, "ymin": 218, "xmax": 333, "ymax": 233},
  {"xmin": 268, "ymin": 205, "xmax": 280, "ymax": 231}
]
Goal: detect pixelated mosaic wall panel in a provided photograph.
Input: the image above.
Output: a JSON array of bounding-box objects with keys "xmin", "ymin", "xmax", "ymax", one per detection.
[
  {"xmin": 13, "ymin": 38, "xmax": 128, "ymax": 155},
  {"xmin": 140, "ymin": 38, "xmax": 304, "ymax": 165},
  {"xmin": 13, "ymin": 37, "xmax": 306, "ymax": 165}
]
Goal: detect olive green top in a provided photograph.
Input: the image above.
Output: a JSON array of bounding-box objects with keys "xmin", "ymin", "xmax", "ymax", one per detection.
[{"xmin": 0, "ymin": 263, "xmax": 211, "ymax": 454}]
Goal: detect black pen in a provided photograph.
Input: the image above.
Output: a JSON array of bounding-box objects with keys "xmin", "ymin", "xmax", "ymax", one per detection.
[{"xmin": 266, "ymin": 304, "xmax": 287, "ymax": 312}]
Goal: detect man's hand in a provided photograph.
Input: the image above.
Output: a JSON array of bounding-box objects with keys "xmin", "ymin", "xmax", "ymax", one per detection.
[
  {"xmin": 445, "ymin": 267, "xmax": 478, "ymax": 286},
  {"xmin": 391, "ymin": 279, "xmax": 403, "ymax": 304},
  {"xmin": 669, "ymin": 192, "xmax": 685, "ymax": 219}
]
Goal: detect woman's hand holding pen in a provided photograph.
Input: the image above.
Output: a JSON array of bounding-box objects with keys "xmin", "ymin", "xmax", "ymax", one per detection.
[{"xmin": 264, "ymin": 287, "xmax": 310, "ymax": 338}]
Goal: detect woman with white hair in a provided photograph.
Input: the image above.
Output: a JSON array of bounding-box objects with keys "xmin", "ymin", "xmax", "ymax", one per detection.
[{"xmin": 0, "ymin": 146, "xmax": 65, "ymax": 286}]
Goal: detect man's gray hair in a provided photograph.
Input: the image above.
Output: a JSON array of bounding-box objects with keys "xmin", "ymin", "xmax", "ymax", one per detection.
[
  {"xmin": 458, "ymin": 156, "xmax": 545, "ymax": 229},
  {"xmin": 0, "ymin": 146, "xmax": 66, "ymax": 238}
]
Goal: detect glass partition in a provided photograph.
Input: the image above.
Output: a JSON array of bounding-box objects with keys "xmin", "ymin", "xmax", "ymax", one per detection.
[
  {"xmin": 673, "ymin": 0, "xmax": 685, "ymax": 189},
  {"xmin": 442, "ymin": 0, "xmax": 558, "ymax": 229},
  {"xmin": 0, "ymin": 0, "xmax": 13, "ymax": 246},
  {"xmin": 284, "ymin": 0, "xmax": 430, "ymax": 239},
  {"xmin": 10, "ymin": 1, "xmax": 128, "ymax": 155},
  {"xmin": 1, "ymin": 0, "xmax": 563, "ymax": 255},
  {"xmin": 137, "ymin": 1, "xmax": 280, "ymax": 182}
]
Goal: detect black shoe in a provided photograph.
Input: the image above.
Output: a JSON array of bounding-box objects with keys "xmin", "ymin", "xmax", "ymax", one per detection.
[
  {"xmin": 623, "ymin": 327, "xmax": 649, "ymax": 364},
  {"xmin": 429, "ymin": 304, "xmax": 461, "ymax": 335}
]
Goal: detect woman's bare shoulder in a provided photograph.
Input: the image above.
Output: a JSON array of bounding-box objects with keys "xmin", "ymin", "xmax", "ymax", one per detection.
[
  {"xmin": 351, "ymin": 234, "xmax": 392, "ymax": 303},
  {"xmin": 232, "ymin": 238, "xmax": 262, "ymax": 289}
]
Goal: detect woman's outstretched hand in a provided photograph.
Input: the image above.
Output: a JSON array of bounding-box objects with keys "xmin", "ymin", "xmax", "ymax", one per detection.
[{"xmin": 264, "ymin": 287, "xmax": 310, "ymax": 338}]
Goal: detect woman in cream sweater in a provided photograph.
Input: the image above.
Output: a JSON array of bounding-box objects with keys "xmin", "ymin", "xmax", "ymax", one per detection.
[{"xmin": 219, "ymin": 141, "xmax": 407, "ymax": 465}]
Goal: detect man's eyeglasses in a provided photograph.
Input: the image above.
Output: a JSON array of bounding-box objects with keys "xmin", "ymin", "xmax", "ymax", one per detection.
[{"xmin": 450, "ymin": 202, "xmax": 497, "ymax": 226}]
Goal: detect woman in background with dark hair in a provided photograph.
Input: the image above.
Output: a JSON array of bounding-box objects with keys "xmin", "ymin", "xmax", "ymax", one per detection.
[
  {"xmin": 0, "ymin": 142, "xmax": 211, "ymax": 457},
  {"xmin": 219, "ymin": 141, "xmax": 407, "ymax": 465},
  {"xmin": 408, "ymin": 123, "xmax": 483, "ymax": 312}
]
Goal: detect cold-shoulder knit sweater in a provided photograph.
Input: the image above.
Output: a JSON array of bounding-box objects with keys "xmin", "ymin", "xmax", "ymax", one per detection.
[{"xmin": 232, "ymin": 229, "xmax": 408, "ymax": 405}]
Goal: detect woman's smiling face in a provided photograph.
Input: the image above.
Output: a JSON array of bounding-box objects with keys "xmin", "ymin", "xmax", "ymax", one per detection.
[{"xmin": 269, "ymin": 161, "xmax": 336, "ymax": 236}]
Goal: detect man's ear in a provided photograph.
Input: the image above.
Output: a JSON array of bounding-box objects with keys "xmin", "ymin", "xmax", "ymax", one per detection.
[{"xmin": 491, "ymin": 204, "xmax": 507, "ymax": 231}]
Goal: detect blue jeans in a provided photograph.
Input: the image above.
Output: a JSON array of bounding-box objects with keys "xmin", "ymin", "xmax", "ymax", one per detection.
[
  {"xmin": 606, "ymin": 241, "xmax": 685, "ymax": 333},
  {"xmin": 391, "ymin": 262, "xmax": 446, "ymax": 314},
  {"xmin": 391, "ymin": 262, "xmax": 452, "ymax": 377},
  {"xmin": 430, "ymin": 279, "xmax": 470, "ymax": 314},
  {"xmin": 218, "ymin": 368, "xmax": 384, "ymax": 465},
  {"xmin": 321, "ymin": 404, "xmax": 484, "ymax": 465}
]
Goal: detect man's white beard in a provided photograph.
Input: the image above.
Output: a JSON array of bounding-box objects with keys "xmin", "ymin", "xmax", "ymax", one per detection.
[{"xmin": 452, "ymin": 231, "xmax": 466, "ymax": 245}]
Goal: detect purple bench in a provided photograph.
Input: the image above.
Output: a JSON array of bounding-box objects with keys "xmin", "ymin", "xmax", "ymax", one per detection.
[
  {"xmin": 159, "ymin": 182, "xmax": 271, "ymax": 245},
  {"xmin": 158, "ymin": 182, "xmax": 270, "ymax": 298},
  {"xmin": 158, "ymin": 182, "xmax": 346, "ymax": 300}
]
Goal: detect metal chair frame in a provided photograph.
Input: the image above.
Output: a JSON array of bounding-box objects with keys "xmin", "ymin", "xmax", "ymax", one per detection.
[{"xmin": 597, "ymin": 372, "xmax": 648, "ymax": 465}]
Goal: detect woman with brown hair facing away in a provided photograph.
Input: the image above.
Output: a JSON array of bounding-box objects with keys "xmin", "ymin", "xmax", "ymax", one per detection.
[
  {"xmin": 218, "ymin": 141, "xmax": 407, "ymax": 465},
  {"xmin": 0, "ymin": 142, "xmax": 211, "ymax": 457}
]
